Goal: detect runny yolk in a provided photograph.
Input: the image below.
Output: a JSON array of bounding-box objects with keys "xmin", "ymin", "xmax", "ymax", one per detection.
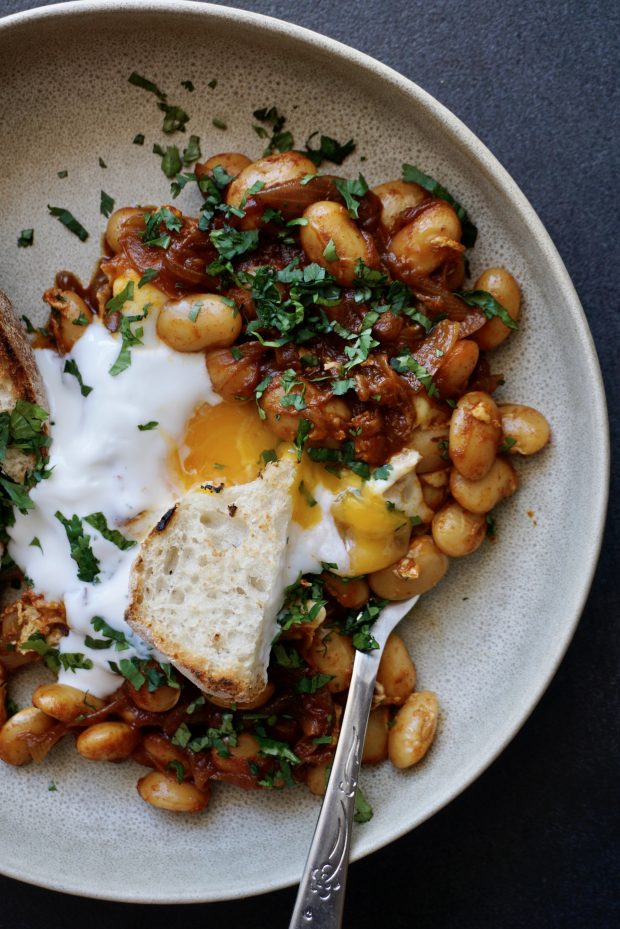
[{"xmin": 174, "ymin": 400, "xmax": 280, "ymax": 489}]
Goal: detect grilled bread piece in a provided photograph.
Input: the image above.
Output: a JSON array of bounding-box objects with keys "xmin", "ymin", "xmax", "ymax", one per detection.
[
  {"xmin": 126, "ymin": 458, "xmax": 296, "ymax": 703},
  {"xmin": 0, "ymin": 289, "xmax": 48, "ymax": 482}
]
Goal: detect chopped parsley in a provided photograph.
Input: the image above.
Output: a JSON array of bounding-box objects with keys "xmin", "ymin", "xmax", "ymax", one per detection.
[
  {"xmin": 334, "ymin": 174, "xmax": 368, "ymax": 218},
  {"xmin": 138, "ymin": 420, "xmax": 159, "ymax": 431},
  {"xmin": 499, "ymin": 436, "xmax": 517, "ymax": 453},
  {"xmin": 109, "ymin": 307, "xmax": 149, "ymax": 376},
  {"xmin": 84, "ymin": 512, "xmax": 137, "ymax": 551},
  {"xmin": 304, "ymin": 133, "xmax": 355, "ymax": 167},
  {"xmin": 181, "ymin": 79, "xmax": 194, "ymax": 92},
  {"xmin": 129, "ymin": 71, "xmax": 166, "ymax": 100},
  {"xmin": 322, "ymin": 238, "xmax": 338, "ymax": 262},
  {"xmin": 17, "ymin": 228, "xmax": 34, "ymax": 248},
  {"xmin": 47, "ymin": 206, "xmax": 89, "ymax": 241},
  {"xmin": 167, "ymin": 760, "xmax": 185, "ymax": 784},
  {"xmin": 337, "ymin": 599, "xmax": 386, "ymax": 651},
  {"xmin": 456, "ymin": 289, "xmax": 518, "ymax": 330},
  {"xmin": 182, "ymin": 134, "xmax": 201, "ymax": 165},
  {"xmin": 100, "ymin": 190, "xmax": 115, "ymax": 218},
  {"xmin": 294, "ymin": 419, "xmax": 313, "ymax": 461},
  {"xmin": 210, "ymin": 226, "xmax": 259, "ymax": 260},
  {"xmin": 212, "ymin": 117, "xmax": 227, "ymax": 130},
  {"xmin": 260, "ymin": 448, "xmax": 277, "ymax": 464},
  {"xmin": 252, "ymin": 105, "xmax": 293, "ymax": 155},
  {"xmin": 19, "ymin": 633, "xmax": 93, "ymax": 674},
  {"xmin": 105, "ymin": 280, "xmax": 134, "ymax": 314},
  {"xmin": 354, "ymin": 786, "xmax": 373, "ymax": 823},
  {"xmin": 84, "ymin": 616, "xmax": 131, "ymax": 652},
  {"xmin": 29, "ymin": 536, "xmax": 43, "ymax": 553},
  {"xmin": 296, "ymin": 673, "xmax": 333, "ymax": 694},
  {"xmin": 138, "ymin": 268, "xmax": 160, "ymax": 288},
  {"xmin": 402, "ymin": 163, "xmax": 478, "ymax": 248},
  {"xmin": 133, "ymin": 133, "xmax": 145, "ymax": 145},
  {"xmin": 98, "ymin": 157, "xmax": 107, "ymax": 169},
  {"xmin": 390, "ymin": 352, "xmax": 440, "ymax": 398},
  {"xmin": 63, "ymin": 359, "xmax": 93, "ymax": 397},
  {"xmin": 57, "ymin": 170, "xmax": 68, "ymax": 178},
  {"xmin": 276, "ymin": 575, "xmax": 326, "ymax": 637},
  {"xmin": 55, "ymin": 512, "xmax": 100, "ymax": 582},
  {"xmin": 109, "ymin": 657, "xmax": 179, "ymax": 692}
]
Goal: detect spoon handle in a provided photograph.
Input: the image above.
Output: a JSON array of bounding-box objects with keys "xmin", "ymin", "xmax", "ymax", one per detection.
[{"xmin": 288, "ymin": 647, "xmax": 380, "ymax": 929}]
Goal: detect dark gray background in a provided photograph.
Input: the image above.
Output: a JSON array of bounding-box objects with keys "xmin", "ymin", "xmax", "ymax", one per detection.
[{"xmin": 0, "ymin": 0, "xmax": 618, "ymax": 927}]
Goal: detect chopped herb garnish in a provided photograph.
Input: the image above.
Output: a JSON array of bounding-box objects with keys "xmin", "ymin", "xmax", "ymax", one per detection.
[
  {"xmin": 298, "ymin": 480, "xmax": 317, "ymax": 508},
  {"xmin": 48, "ymin": 781, "xmax": 57, "ymax": 792},
  {"xmin": 296, "ymin": 673, "xmax": 333, "ymax": 694},
  {"xmin": 137, "ymin": 269, "xmax": 160, "ymax": 288},
  {"xmin": 486, "ymin": 514, "xmax": 497, "ymax": 537},
  {"xmin": 212, "ymin": 118, "xmax": 227, "ymax": 130},
  {"xmin": 57, "ymin": 170, "xmax": 68, "ymax": 178},
  {"xmin": 210, "ymin": 225, "xmax": 258, "ymax": 260},
  {"xmin": 456, "ymin": 289, "xmax": 518, "ymax": 330},
  {"xmin": 187, "ymin": 300, "xmax": 203, "ymax": 323},
  {"xmin": 182, "ymin": 134, "xmax": 201, "ymax": 165},
  {"xmin": 90, "ymin": 616, "xmax": 130, "ymax": 650},
  {"xmin": 499, "ymin": 436, "xmax": 517, "ymax": 453},
  {"xmin": 17, "ymin": 228, "xmax": 34, "ymax": 248},
  {"xmin": 181, "ymin": 80, "xmax": 194, "ymax": 92},
  {"xmin": 105, "ymin": 280, "xmax": 134, "ymax": 313},
  {"xmin": 133, "ymin": 133, "xmax": 145, "ymax": 145},
  {"xmin": 354, "ymin": 786, "xmax": 373, "ymax": 823},
  {"xmin": 390, "ymin": 352, "xmax": 440, "ymax": 398},
  {"xmin": 334, "ymin": 174, "xmax": 368, "ymax": 218},
  {"xmin": 371, "ymin": 463, "xmax": 393, "ymax": 480},
  {"xmin": 167, "ymin": 760, "xmax": 185, "ymax": 784},
  {"xmin": 294, "ymin": 419, "xmax": 313, "ymax": 461},
  {"xmin": 98, "ymin": 157, "xmax": 107, "ymax": 169},
  {"xmin": 84, "ymin": 512, "xmax": 137, "ymax": 551},
  {"xmin": 129, "ymin": 71, "xmax": 166, "ymax": 100},
  {"xmin": 138, "ymin": 421, "xmax": 159, "ymax": 431},
  {"xmin": 29, "ymin": 536, "xmax": 43, "ymax": 552},
  {"xmin": 208, "ymin": 78, "xmax": 217, "ymax": 89},
  {"xmin": 322, "ymin": 238, "xmax": 338, "ymax": 262},
  {"xmin": 252, "ymin": 105, "xmax": 293, "ymax": 155},
  {"xmin": 159, "ymin": 102, "xmax": 190, "ymax": 134},
  {"xmin": 63, "ymin": 359, "xmax": 93, "ymax": 397},
  {"xmin": 402, "ymin": 163, "xmax": 477, "ymax": 248},
  {"xmin": 47, "ymin": 206, "xmax": 89, "ymax": 241},
  {"xmin": 261, "ymin": 448, "xmax": 277, "ymax": 464},
  {"xmin": 100, "ymin": 190, "xmax": 115, "ymax": 218},
  {"xmin": 156, "ymin": 145, "xmax": 182, "ymax": 178},
  {"xmin": 304, "ymin": 133, "xmax": 355, "ymax": 167},
  {"xmin": 109, "ymin": 307, "xmax": 149, "ymax": 376},
  {"xmin": 55, "ymin": 511, "xmax": 100, "ymax": 582}
]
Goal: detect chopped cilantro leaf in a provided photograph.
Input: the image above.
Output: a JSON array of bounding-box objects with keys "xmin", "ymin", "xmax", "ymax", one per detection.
[
  {"xmin": 133, "ymin": 133, "xmax": 145, "ymax": 145},
  {"xmin": 84, "ymin": 512, "xmax": 137, "ymax": 551},
  {"xmin": 296, "ymin": 673, "xmax": 333, "ymax": 693},
  {"xmin": 105, "ymin": 280, "xmax": 134, "ymax": 313},
  {"xmin": 138, "ymin": 268, "xmax": 160, "ymax": 288},
  {"xmin": 63, "ymin": 359, "xmax": 93, "ymax": 397},
  {"xmin": 109, "ymin": 308, "xmax": 149, "ymax": 376},
  {"xmin": 261, "ymin": 448, "xmax": 277, "ymax": 464},
  {"xmin": 323, "ymin": 238, "xmax": 338, "ymax": 262},
  {"xmin": 402, "ymin": 163, "xmax": 478, "ymax": 248},
  {"xmin": 304, "ymin": 133, "xmax": 355, "ymax": 167},
  {"xmin": 55, "ymin": 511, "xmax": 100, "ymax": 582},
  {"xmin": 57, "ymin": 170, "xmax": 68, "ymax": 178},
  {"xmin": 17, "ymin": 228, "xmax": 34, "ymax": 248},
  {"xmin": 212, "ymin": 118, "xmax": 227, "ymax": 130},
  {"xmin": 456, "ymin": 289, "xmax": 518, "ymax": 330},
  {"xmin": 47, "ymin": 206, "xmax": 89, "ymax": 241},
  {"xmin": 334, "ymin": 174, "xmax": 368, "ymax": 218},
  {"xmin": 138, "ymin": 421, "xmax": 158, "ymax": 431},
  {"xmin": 182, "ymin": 134, "xmax": 201, "ymax": 165},
  {"xmin": 294, "ymin": 419, "xmax": 313, "ymax": 461},
  {"xmin": 128, "ymin": 71, "xmax": 166, "ymax": 100},
  {"xmin": 354, "ymin": 786, "xmax": 373, "ymax": 823},
  {"xmin": 100, "ymin": 190, "xmax": 115, "ymax": 218},
  {"xmin": 390, "ymin": 352, "xmax": 440, "ymax": 398},
  {"xmin": 208, "ymin": 78, "xmax": 217, "ymax": 89},
  {"xmin": 29, "ymin": 536, "xmax": 43, "ymax": 552},
  {"xmin": 181, "ymin": 80, "xmax": 194, "ymax": 92}
]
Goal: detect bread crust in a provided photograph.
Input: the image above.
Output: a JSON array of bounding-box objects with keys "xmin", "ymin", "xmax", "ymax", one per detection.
[{"xmin": 0, "ymin": 290, "xmax": 49, "ymax": 483}]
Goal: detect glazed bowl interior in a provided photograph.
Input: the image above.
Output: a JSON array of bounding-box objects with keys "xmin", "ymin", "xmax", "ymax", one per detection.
[{"xmin": 0, "ymin": 0, "xmax": 608, "ymax": 903}]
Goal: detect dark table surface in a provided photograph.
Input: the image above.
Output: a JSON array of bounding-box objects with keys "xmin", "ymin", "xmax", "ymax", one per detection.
[{"xmin": 0, "ymin": 0, "xmax": 618, "ymax": 927}]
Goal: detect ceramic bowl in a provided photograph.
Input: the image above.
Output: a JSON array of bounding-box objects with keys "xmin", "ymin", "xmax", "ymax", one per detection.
[{"xmin": 0, "ymin": 0, "xmax": 608, "ymax": 903}]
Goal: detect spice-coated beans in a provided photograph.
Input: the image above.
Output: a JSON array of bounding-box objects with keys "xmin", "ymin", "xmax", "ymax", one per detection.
[
  {"xmin": 137, "ymin": 771, "xmax": 209, "ymax": 812},
  {"xmin": 449, "ymin": 391, "xmax": 502, "ymax": 481},
  {"xmin": 368, "ymin": 536, "xmax": 449, "ymax": 601},
  {"xmin": 130, "ymin": 682, "xmax": 181, "ymax": 713},
  {"xmin": 499, "ymin": 404, "xmax": 551, "ymax": 456},
  {"xmin": 388, "ymin": 691, "xmax": 438, "ymax": 769},
  {"xmin": 211, "ymin": 732, "xmax": 260, "ymax": 773},
  {"xmin": 434, "ymin": 340, "xmax": 479, "ymax": 398},
  {"xmin": 450, "ymin": 457, "xmax": 519, "ymax": 514},
  {"xmin": 432, "ymin": 501, "xmax": 487, "ymax": 557},
  {"xmin": 0, "ymin": 707, "xmax": 56, "ymax": 766},
  {"xmin": 208, "ymin": 682, "xmax": 275, "ymax": 711},
  {"xmin": 76, "ymin": 722, "xmax": 139, "ymax": 762},
  {"xmin": 227, "ymin": 151, "xmax": 317, "ymax": 227},
  {"xmin": 371, "ymin": 179, "xmax": 426, "ymax": 233},
  {"xmin": 302, "ymin": 627, "xmax": 355, "ymax": 693},
  {"xmin": 196, "ymin": 152, "xmax": 252, "ymax": 182},
  {"xmin": 362, "ymin": 706, "xmax": 390, "ymax": 764},
  {"xmin": 32, "ymin": 683, "xmax": 105, "ymax": 722},
  {"xmin": 44, "ymin": 289, "xmax": 93, "ymax": 352},
  {"xmin": 157, "ymin": 294, "xmax": 242, "ymax": 352},
  {"xmin": 408, "ymin": 424, "xmax": 451, "ymax": 474},
  {"xmin": 300, "ymin": 201, "xmax": 380, "ymax": 285},
  {"xmin": 105, "ymin": 207, "xmax": 146, "ymax": 253},
  {"xmin": 390, "ymin": 201, "xmax": 463, "ymax": 275},
  {"xmin": 306, "ymin": 759, "xmax": 332, "ymax": 797},
  {"xmin": 259, "ymin": 377, "xmax": 350, "ymax": 443},
  {"xmin": 140, "ymin": 732, "xmax": 188, "ymax": 770},
  {"xmin": 471, "ymin": 268, "xmax": 521, "ymax": 351},
  {"xmin": 376, "ymin": 633, "xmax": 416, "ymax": 705},
  {"xmin": 322, "ymin": 574, "xmax": 370, "ymax": 611}
]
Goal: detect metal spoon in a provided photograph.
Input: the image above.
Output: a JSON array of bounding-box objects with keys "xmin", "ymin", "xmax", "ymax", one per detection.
[{"xmin": 289, "ymin": 595, "xmax": 420, "ymax": 928}]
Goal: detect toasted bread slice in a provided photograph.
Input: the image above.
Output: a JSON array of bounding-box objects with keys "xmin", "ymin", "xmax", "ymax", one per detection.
[
  {"xmin": 0, "ymin": 289, "xmax": 48, "ymax": 482},
  {"xmin": 126, "ymin": 458, "xmax": 296, "ymax": 703}
]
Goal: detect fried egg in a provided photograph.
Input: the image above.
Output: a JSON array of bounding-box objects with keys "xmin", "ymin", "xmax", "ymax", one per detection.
[{"xmin": 8, "ymin": 275, "xmax": 428, "ymax": 696}]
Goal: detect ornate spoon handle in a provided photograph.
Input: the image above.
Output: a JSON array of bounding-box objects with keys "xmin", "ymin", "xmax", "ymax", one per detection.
[{"xmin": 288, "ymin": 646, "xmax": 381, "ymax": 929}]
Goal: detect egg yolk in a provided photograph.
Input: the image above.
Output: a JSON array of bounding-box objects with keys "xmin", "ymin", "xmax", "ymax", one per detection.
[
  {"xmin": 292, "ymin": 453, "xmax": 411, "ymax": 576},
  {"xmin": 174, "ymin": 400, "xmax": 280, "ymax": 489}
]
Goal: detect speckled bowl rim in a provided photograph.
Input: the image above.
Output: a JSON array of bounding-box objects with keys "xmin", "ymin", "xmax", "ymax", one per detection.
[{"xmin": 0, "ymin": 0, "xmax": 610, "ymax": 903}]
